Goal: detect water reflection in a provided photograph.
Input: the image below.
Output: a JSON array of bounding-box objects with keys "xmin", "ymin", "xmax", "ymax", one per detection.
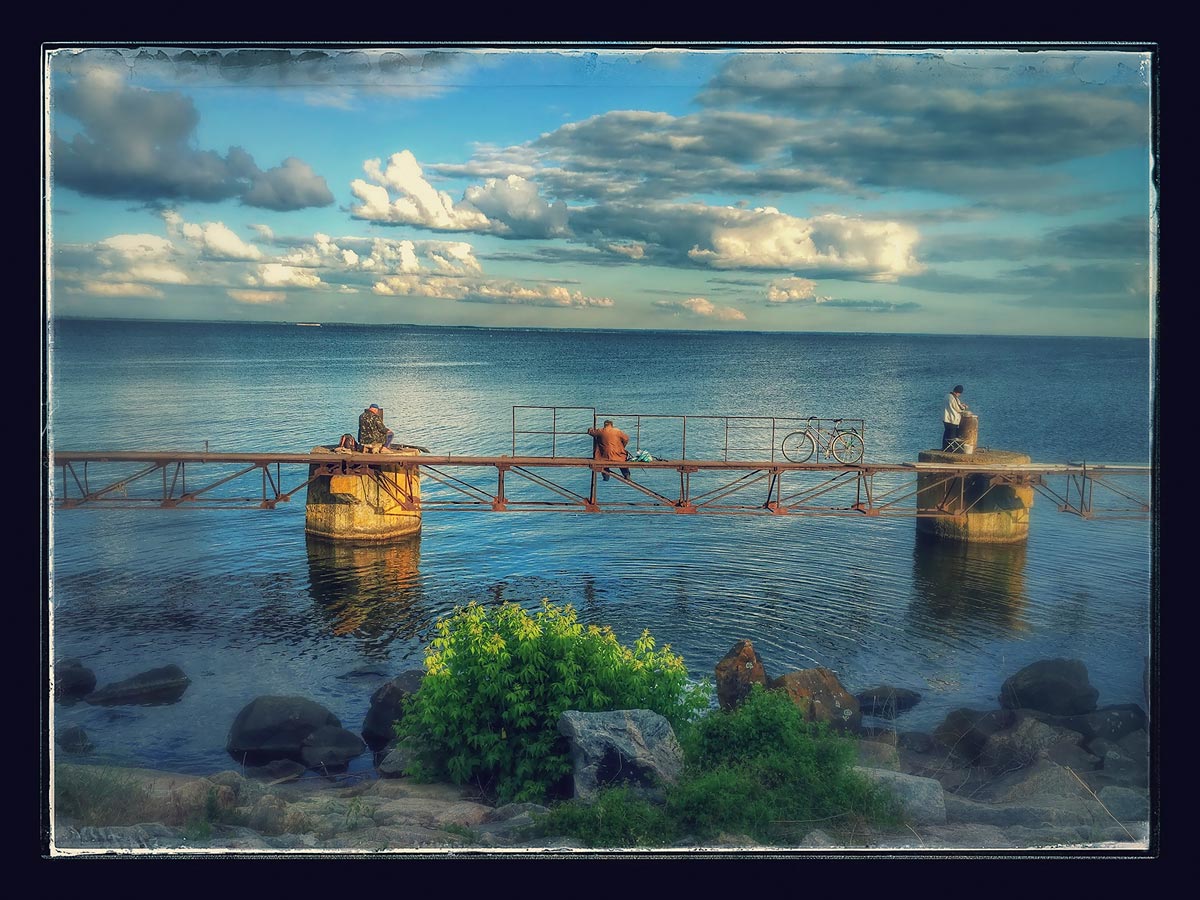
[
  {"xmin": 305, "ymin": 535, "xmax": 428, "ymax": 657},
  {"xmin": 909, "ymin": 531, "xmax": 1030, "ymax": 638}
]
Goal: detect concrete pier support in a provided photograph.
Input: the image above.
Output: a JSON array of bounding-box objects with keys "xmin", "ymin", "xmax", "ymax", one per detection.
[
  {"xmin": 917, "ymin": 417, "xmax": 1032, "ymax": 543},
  {"xmin": 304, "ymin": 446, "xmax": 422, "ymax": 542}
]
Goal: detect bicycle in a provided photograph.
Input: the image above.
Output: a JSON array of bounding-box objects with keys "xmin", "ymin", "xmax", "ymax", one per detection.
[{"xmin": 780, "ymin": 417, "xmax": 865, "ymax": 464}]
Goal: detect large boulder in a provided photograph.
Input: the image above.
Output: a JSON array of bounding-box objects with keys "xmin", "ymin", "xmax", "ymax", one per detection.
[
  {"xmin": 300, "ymin": 724, "xmax": 367, "ymax": 773},
  {"xmin": 361, "ymin": 670, "xmax": 425, "ymax": 750},
  {"xmin": 55, "ymin": 725, "xmax": 93, "ymax": 754},
  {"xmin": 998, "ymin": 659, "xmax": 1098, "ymax": 716},
  {"xmin": 54, "ymin": 658, "xmax": 97, "ymax": 702},
  {"xmin": 558, "ymin": 709, "xmax": 683, "ymax": 802},
  {"xmin": 85, "ymin": 665, "xmax": 191, "ymax": 706},
  {"xmin": 854, "ymin": 767, "xmax": 946, "ymax": 825},
  {"xmin": 226, "ymin": 695, "xmax": 342, "ymax": 767},
  {"xmin": 714, "ymin": 640, "xmax": 769, "ymax": 711},
  {"xmin": 933, "ymin": 708, "xmax": 1018, "ymax": 764},
  {"xmin": 769, "ymin": 668, "xmax": 861, "ymax": 732},
  {"xmin": 855, "ymin": 685, "xmax": 923, "ymax": 718}
]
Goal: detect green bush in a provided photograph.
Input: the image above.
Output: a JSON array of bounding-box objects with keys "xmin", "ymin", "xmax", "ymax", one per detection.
[
  {"xmin": 537, "ymin": 684, "xmax": 904, "ymax": 848},
  {"xmin": 396, "ymin": 599, "xmax": 710, "ymax": 804}
]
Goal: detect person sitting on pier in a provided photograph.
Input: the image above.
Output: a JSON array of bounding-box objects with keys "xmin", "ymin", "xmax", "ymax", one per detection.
[
  {"xmin": 358, "ymin": 403, "xmax": 394, "ymax": 453},
  {"xmin": 588, "ymin": 419, "xmax": 631, "ymax": 481},
  {"xmin": 942, "ymin": 385, "xmax": 970, "ymax": 451}
]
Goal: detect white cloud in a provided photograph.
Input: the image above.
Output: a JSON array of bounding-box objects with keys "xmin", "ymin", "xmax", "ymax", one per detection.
[
  {"xmin": 252, "ymin": 264, "xmax": 323, "ymax": 289},
  {"xmin": 462, "ymin": 175, "xmax": 569, "ymax": 237},
  {"xmin": 163, "ymin": 211, "xmax": 263, "ymax": 261},
  {"xmin": 94, "ymin": 233, "xmax": 190, "ymax": 284},
  {"xmin": 607, "ymin": 242, "xmax": 646, "ymax": 260},
  {"xmin": 653, "ymin": 296, "xmax": 746, "ymax": 321},
  {"xmin": 350, "ymin": 150, "xmax": 492, "ymax": 231},
  {"xmin": 766, "ymin": 276, "xmax": 824, "ymax": 304},
  {"xmin": 687, "ymin": 209, "xmax": 922, "ymax": 279},
  {"xmin": 228, "ymin": 289, "xmax": 286, "ymax": 305},
  {"xmin": 75, "ymin": 281, "xmax": 166, "ymax": 298},
  {"xmin": 372, "ymin": 274, "xmax": 614, "ymax": 308}
]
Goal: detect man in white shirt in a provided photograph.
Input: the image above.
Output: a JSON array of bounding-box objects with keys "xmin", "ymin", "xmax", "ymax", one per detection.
[{"xmin": 942, "ymin": 385, "xmax": 969, "ymax": 450}]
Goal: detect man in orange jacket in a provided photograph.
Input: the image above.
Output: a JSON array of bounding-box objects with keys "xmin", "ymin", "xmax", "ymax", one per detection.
[{"xmin": 588, "ymin": 419, "xmax": 631, "ymax": 481}]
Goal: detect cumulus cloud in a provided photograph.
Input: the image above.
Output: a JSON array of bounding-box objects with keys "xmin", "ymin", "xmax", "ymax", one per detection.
[
  {"xmin": 72, "ymin": 281, "xmax": 166, "ymax": 298},
  {"xmin": 766, "ymin": 277, "xmax": 824, "ymax": 304},
  {"xmin": 350, "ymin": 151, "xmax": 492, "ymax": 231},
  {"xmin": 163, "ymin": 210, "xmax": 263, "ymax": 261},
  {"xmin": 653, "ymin": 296, "xmax": 746, "ymax": 321},
  {"xmin": 94, "ymin": 233, "xmax": 191, "ymax": 285},
  {"xmin": 571, "ymin": 203, "xmax": 922, "ymax": 279},
  {"xmin": 463, "ymin": 175, "xmax": 569, "ymax": 237},
  {"xmin": 250, "ymin": 264, "xmax": 323, "ymax": 289},
  {"xmin": 372, "ymin": 274, "xmax": 614, "ymax": 308},
  {"xmin": 51, "ymin": 69, "xmax": 333, "ymax": 210},
  {"xmin": 228, "ymin": 289, "xmax": 286, "ymax": 304}
]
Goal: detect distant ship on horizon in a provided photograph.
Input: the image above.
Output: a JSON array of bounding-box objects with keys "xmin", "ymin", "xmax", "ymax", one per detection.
[{"xmin": 295, "ymin": 322, "xmax": 321, "ymax": 327}]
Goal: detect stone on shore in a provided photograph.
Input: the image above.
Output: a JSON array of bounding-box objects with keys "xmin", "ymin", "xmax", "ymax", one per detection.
[
  {"xmin": 714, "ymin": 640, "xmax": 769, "ymax": 711},
  {"xmin": 85, "ymin": 664, "xmax": 191, "ymax": 706},
  {"xmin": 998, "ymin": 658, "xmax": 1099, "ymax": 716},
  {"xmin": 558, "ymin": 709, "xmax": 683, "ymax": 802}
]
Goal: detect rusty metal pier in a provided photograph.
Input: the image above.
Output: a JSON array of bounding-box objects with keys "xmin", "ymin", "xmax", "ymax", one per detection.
[
  {"xmin": 49, "ymin": 450, "xmax": 1151, "ymax": 521},
  {"xmin": 48, "ymin": 405, "xmax": 1151, "ymax": 521}
]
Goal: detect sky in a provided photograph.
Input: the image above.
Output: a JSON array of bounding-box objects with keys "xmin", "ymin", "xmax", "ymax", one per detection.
[{"xmin": 43, "ymin": 43, "xmax": 1157, "ymax": 337}]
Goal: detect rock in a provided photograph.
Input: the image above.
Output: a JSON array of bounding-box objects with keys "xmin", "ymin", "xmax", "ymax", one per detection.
[
  {"xmin": 248, "ymin": 795, "xmax": 288, "ymax": 836},
  {"xmin": 976, "ymin": 710, "xmax": 1085, "ymax": 774},
  {"xmin": 378, "ymin": 742, "xmax": 417, "ymax": 778},
  {"xmin": 244, "ymin": 758, "xmax": 308, "ymax": 783},
  {"xmin": 934, "ymin": 708, "xmax": 1017, "ymax": 764},
  {"xmin": 56, "ymin": 725, "xmax": 93, "ymax": 753},
  {"xmin": 558, "ymin": 709, "xmax": 683, "ymax": 802},
  {"xmin": 854, "ymin": 767, "xmax": 946, "ymax": 825},
  {"xmin": 300, "ymin": 725, "xmax": 367, "ymax": 773},
  {"xmin": 714, "ymin": 640, "xmax": 769, "ymax": 711},
  {"xmin": 54, "ymin": 658, "xmax": 97, "ymax": 702},
  {"xmin": 770, "ymin": 668, "xmax": 861, "ymax": 732},
  {"xmin": 998, "ymin": 658, "xmax": 1098, "ymax": 716},
  {"xmin": 855, "ymin": 685, "xmax": 923, "ymax": 718},
  {"xmin": 1033, "ymin": 703, "xmax": 1147, "ymax": 743},
  {"xmin": 85, "ymin": 664, "xmax": 191, "ymax": 706},
  {"xmin": 361, "ymin": 670, "xmax": 425, "ymax": 750},
  {"xmin": 856, "ymin": 738, "xmax": 900, "ymax": 770},
  {"xmin": 226, "ymin": 695, "xmax": 342, "ymax": 767},
  {"xmin": 1097, "ymin": 786, "xmax": 1149, "ymax": 823}
]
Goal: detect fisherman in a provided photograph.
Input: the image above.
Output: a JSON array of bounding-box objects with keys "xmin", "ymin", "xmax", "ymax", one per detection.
[
  {"xmin": 358, "ymin": 403, "xmax": 394, "ymax": 452},
  {"xmin": 942, "ymin": 385, "xmax": 970, "ymax": 451},
  {"xmin": 588, "ymin": 419, "xmax": 631, "ymax": 481}
]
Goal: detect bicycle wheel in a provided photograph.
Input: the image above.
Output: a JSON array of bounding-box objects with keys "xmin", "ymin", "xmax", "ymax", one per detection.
[
  {"xmin": 830, "ymin": 431, "xmax": 865, "ymax": 464},
  {"xmin": 781, "ymin": 431, "xmax": 816, "ymax": 463}
]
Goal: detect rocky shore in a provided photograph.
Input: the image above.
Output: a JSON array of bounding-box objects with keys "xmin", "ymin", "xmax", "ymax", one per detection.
[{"xmin": 49, "ymin": 650, "xmax": 1154, "ymax": 856}]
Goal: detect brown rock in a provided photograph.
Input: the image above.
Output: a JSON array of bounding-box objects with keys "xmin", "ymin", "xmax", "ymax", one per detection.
[
  {"xmin": 714, "ymin": 640, "xmax": 769, "ymax": 710},
  {"xmin": 769, "ymin": 667, "xmax": 861, "ymax": 732}
]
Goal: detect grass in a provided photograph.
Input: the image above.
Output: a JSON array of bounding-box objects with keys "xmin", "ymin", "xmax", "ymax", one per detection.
[
  {"xmin": 54, "ymin": 764, "xmax": 155, "ymax": 827},
  {"xmin": 534, "ymin": 685, "xmax": 906, "ymax": 848}
]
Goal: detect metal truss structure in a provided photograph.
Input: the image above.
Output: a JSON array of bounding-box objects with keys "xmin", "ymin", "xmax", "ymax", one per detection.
[{"xmin": 49, "ymin": 450, "xmax": 1151, "ymax": 522}]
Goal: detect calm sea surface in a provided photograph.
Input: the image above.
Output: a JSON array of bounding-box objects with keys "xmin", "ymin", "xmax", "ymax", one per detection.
[{"xmin": 47, "ymin": 319, "xmax": 1154, "ymax": 776}]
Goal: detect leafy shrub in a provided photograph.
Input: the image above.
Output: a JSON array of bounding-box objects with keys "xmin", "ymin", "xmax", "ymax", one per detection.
[{"xmin": 396, "ymin": 599, "xmax": 710, "ymax": 804}]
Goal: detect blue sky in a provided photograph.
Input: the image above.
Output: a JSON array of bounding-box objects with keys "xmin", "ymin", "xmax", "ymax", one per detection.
[{"xmin": 44, "ymin": 44, "xmax": 1156, "ymax": 337}]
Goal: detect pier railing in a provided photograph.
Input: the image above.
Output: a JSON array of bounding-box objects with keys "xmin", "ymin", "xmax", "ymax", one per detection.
[{"xmin": 512, "ymin": 405, "xmax": 865, "ymax": 463}]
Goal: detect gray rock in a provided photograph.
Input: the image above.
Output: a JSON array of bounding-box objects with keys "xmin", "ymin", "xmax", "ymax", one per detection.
[
  {"xmin": 934, "ymin": 708, "xmax": 1017, "ymax": 764},
  {"xmin": 856, "ymin": 685, "xmax": 923, "ymax": 717},
  {"xmin": 998, "ymin": 658, "xmax": 1098, "ymax": 716},
  {"xmin": 226, "ymin": 695, "xmax": 341, "ymax": 767},
  {"xmin": 854, "ymin": 766, "xmax": 946, "ymax": 825},
  {"xmin": 977, "ymin": 711, "xmax": 1084, "ymax": 774},
  {"xmin": 248, "ymin": 794, "xmax": 288, "ymax": 836},
  {"xmin": 244, "ymin": 758, "xmax": 308, "ymax": 783},
  {"xmin": 361, "ymin": 670, "xmax": 425, "ymax": 750},
  {"xmin": 1097, "ymin": 786, "xmax": 1150, "ymax": 823},
  {"xmin": 300, "ymin": 724, "xmax": 367, "ymax": 773},
  {"xmin": 377, "ymin": 742, "xmax": 416, "ymax": 778},
  {"xmin": 55, "ymin": 725, "xmax": 93, "ymax": 753},
  {"xmin": 85, "ymin": 664, "xmax": 191, "ymax": 706},
  {"xmin": 54, "ymin": 658, "xmax": 97, "ymax": 702},
  {"xmin": 558, "ymin": 709, "xmax": 683, "ymax": 802}
]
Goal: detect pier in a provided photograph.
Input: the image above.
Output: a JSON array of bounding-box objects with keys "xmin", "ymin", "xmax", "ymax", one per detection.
[
  {"xmin": 49, "ymin": 407, "xmax": 1151, "ymax": 538},
  {"xmin": 50, "ymin": 449, "xmax": 1150, "ymax": 520}
]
